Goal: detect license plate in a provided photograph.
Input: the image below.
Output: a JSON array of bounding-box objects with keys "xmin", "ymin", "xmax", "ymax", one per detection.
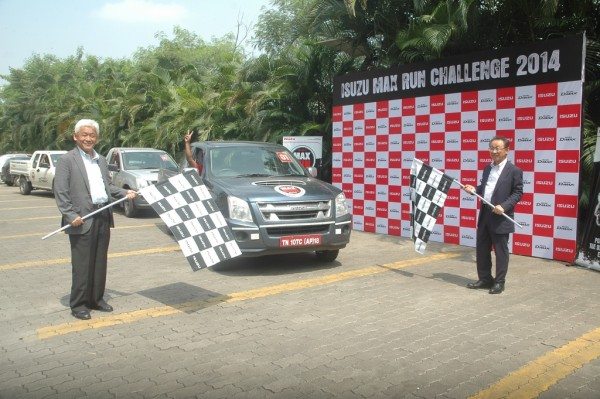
[{"xmin": 279, "ymin": 234, "xmax": 322, "ymax": 248}]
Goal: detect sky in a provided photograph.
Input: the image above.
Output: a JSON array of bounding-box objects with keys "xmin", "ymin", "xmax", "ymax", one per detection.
[{"xmin": 0, "ymin": 0, "xmax": 274, "ymax": 80}]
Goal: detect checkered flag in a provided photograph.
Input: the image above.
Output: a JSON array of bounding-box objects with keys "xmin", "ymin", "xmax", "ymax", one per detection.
[
  {"xmin": 410, "ymin": 159, "xmax": 455, "ymax": 254},
  {"xmin": 139, "ymin": 169, "xmax": 242, "ymax": 271}
]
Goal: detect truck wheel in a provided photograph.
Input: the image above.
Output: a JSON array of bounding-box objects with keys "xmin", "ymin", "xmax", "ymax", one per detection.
[
  {"xmin": 315, "ymin": 249, "xmax": 339, "ymax": 262},
  {"xmin": 19, "ymin": 177, "xmax": 32, "ymax": 195},
  {"xmin": 5, "ymin": 178, "xmax": 14, "ymax": 187},
  {"xmin": 123, "ymin": 198, "xmax": 138, "ymax": 218}
]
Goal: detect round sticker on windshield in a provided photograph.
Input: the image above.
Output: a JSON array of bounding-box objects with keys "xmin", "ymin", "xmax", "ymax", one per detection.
[{"xmin": 274, "ymin": 185, "xmax": 305, "ymax": 197}]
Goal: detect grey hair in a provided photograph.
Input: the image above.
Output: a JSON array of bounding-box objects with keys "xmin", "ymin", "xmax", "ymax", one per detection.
[{"xmin": 74, "ymin": 119, "xmax": 100, "ymax": 137}]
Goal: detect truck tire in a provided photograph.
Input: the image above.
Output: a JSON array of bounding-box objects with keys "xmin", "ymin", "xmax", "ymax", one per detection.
[
  {"xmin": 123, "ymin": 198, "xmax": 138, "ymax": 218},
  {"xmin": 19, "ymin": 177, "xmax": 32, "ymax": 195},
  {"xmin": 315, "ymin": 249, "xmax": 339, "ymax": 262},
  {"xmin": 5, "ymin": 178, "xmax": 14, "ymax": 187}
]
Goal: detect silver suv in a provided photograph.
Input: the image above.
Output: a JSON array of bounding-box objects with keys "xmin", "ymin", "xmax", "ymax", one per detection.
[{"xmin": 106, "ymin": 147, "xmax": 179, "ymax": 217}]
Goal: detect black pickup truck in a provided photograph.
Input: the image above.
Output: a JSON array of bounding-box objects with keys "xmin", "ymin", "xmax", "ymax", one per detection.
[{"xmin": 181, "ymin": 141, "xmax": 352, "ymax": 262}]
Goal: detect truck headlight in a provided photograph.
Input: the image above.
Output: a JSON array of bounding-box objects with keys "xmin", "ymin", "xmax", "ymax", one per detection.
[
  {"xmin": 335, "ymin": 192, "xmax": 350, "ymax": 217},
  {"xmin": 228, "ymin": 195, "xmax": 253, "ymax": 222},
  {"xmin": 136, "ymin": 178, "xmax": 150, "ymax": 189}
]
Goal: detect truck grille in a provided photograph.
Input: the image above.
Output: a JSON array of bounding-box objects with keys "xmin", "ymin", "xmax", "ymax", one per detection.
[
  {"xmin": 257, "ymin": 201, "xmax": 331, "ymax": 221},
  {"xmin": 267, "ymin": 224, "xmax": 330, "ymax": 236}
]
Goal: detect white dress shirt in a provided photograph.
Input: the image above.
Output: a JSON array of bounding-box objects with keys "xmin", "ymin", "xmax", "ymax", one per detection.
[
  {"xmin": 78, "ymin": 147, "xmax": 109, "ymax": 205},
  {"xmin": 483, "ymin": 158, "xmax": 507, "ymax": 204}
]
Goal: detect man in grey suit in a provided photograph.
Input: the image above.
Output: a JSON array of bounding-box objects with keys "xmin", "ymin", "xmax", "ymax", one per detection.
[
  {"xmin": 462, "ymin": 136, "xmax": 523, "ymax": 294},
  {"xmin": 54, "ymin": 119, "xmax": 137, "ymax": 320}
]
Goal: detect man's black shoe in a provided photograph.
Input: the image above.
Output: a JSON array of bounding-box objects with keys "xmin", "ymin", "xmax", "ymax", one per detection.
[
  {"xmin": 92, "ymin": 301, "xmax": 113, "ymax": 312},
  {"xmin": 466, "ymin": 280, "xmax": 494, "ymax": 289},
  {"xmin": 489, "ymin": 283, "xmax": 505, "ymax": 294},
  {"xmin": 71, "ymin": 309, "xmax": 91, "ymax": 320}
]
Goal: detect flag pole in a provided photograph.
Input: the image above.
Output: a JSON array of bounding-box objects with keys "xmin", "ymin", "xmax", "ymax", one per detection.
[
  {"xmin": 451, "ymin": 179, "xmax": 523, "ymax": 229},
  {"xmin": 42, "ymin": 195, "xmax": 133, "ymax": 240}
]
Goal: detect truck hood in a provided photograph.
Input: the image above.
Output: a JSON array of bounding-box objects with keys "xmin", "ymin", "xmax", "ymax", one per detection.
[
  {"xmin": 212, "ymin": 176, "xmax": 341, "ymax": 202},
  {"xmin": 127, "ymin": 169, "xmax": 160, "ymax": 182}
]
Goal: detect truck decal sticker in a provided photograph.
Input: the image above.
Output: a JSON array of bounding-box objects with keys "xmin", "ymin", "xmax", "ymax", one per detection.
[{"xmin": 274, "ymin": 185, "xmax": 306, "ymax": 198}]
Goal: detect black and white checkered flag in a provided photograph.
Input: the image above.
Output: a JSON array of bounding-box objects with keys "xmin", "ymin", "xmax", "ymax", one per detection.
[
  {"xmin": 139, "ymin": 170, "xmax": 242, "ymax": 271},
  {"xmin": 410, "ymin": 159, "xmax": 454, "ymax": 254}
]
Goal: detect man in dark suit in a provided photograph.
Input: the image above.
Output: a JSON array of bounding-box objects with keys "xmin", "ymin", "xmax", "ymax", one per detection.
[
  {"xmin": 462, "ymin": 136, "xmax": 523, "ymax": 294},
  {"xmin": 54, "ymin": 119, "xmax": 136, "ymax": 320}
]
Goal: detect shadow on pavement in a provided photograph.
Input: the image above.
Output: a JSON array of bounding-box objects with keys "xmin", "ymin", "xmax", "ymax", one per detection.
[
  {"xmin": 138, "ymin": 282, "xmax": 223, "ymax": 314},
  {"xmin": 210, "ymin": 252, "xmax": 342, "ymax": 277}
]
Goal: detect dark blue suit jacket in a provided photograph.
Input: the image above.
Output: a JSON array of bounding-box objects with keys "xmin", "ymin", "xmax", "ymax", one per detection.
[{"xmin": 476, "ymin": 161, "xmax": 523, "ymax": 234}]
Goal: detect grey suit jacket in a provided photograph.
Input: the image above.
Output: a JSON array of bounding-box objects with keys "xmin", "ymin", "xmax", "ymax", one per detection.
[
  {"xmin": 475, "ymin": 161, "xmax": 523, "ymax": 234},
  {"xmin": 54, "ymin": 147, "xmax": 126, "ymax": 235}
]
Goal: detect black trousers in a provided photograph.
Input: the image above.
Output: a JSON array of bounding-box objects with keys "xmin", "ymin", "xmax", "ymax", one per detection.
[
  {"xmin": 69, "ymin": 210, "xmax": 110, "ymax": 311},
  {"xmin": 475, "ymin": 208, "xmax": 510, "ymax": 284}
]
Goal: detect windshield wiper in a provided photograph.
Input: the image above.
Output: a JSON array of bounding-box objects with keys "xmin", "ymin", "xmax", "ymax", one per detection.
[{"xmin": 237, "ymin": 173, "xmax": 271, "ymax": 177}]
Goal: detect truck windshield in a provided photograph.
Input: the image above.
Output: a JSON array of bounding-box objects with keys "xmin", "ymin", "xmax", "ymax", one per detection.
[
  {"xmin": 122, "ymin": 152, "xmax": 179, "ymax": 171},
  {"xmin": 208, "ymin": 146, "xmax": 307, "ymax": 178},
  {"xmin": 50, "ymin": 154, "xmax": 62, "ymax": 165}
]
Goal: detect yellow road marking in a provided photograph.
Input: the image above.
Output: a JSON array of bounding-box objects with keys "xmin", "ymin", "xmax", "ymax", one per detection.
[
  {"xmin": 0, "ymin": 199, "xmax": 43, "ymax": 203},
  {"xmin": 469, "ymin": 327, "xmax": 600, "ymax": 399},
  {"xmin": 0, "ymin": 245, "xmax": 180, "ymax": 271},
  {"xmin": 0, "ymin": 205, "xmax": 56, "ymax": 210},
  {"xmin": 37, "ymin": 252, "xmax": 460, "ymax": 339},
  {"xmin": 0, "ymin": 224, "xmax": 157, "ymax": 240},
  {"xmin": 0, "ymin": 215, "xmax": 57, "ymax": 222}
]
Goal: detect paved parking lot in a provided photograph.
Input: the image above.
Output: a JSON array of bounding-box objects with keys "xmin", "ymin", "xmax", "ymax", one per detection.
[{"xmin": 0, "ymin": 183, "xmax": 599, "ymax": 399}]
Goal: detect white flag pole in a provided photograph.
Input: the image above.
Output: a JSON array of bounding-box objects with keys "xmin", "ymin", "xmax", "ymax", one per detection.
[
  {"xmin": 451, "ymin": 179, "xmax": 523, "ymax": 229},
  {"xmin": 42, "ymin": 196, "xmax": 133, "ymax": 240}
]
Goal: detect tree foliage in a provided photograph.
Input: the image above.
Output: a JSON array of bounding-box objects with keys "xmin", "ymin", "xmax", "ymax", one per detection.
[{"xmin": 0, "ymin": 0, "xmax": 599, "ymax": 208}]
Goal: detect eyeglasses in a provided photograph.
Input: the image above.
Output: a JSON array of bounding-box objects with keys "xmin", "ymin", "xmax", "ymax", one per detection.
[{"xmin": 489, "ymin": 147, "xmax": 506, "ymax": 153}]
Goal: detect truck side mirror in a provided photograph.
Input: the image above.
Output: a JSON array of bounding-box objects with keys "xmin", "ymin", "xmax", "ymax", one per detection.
[
  {"xmin": 108, "ymin": 164, "xmax": 119, "ymax": 172},
  {"xmin": 307, "ymin": 166, "xmax": 318, "ymax": 178}
]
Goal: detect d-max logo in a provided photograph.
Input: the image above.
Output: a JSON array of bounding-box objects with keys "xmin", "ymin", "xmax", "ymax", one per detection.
[
  {"xmin": 377, "ymin": 124, "xmax": 387, "ymax": 129},
  {"xmin": 447, "ymin": 100, "xmax": 459, "ymax": 106},
  {"xmin": 390, "ymin": 139, "xmax": 401, "ymax": 145},
  {"xmin": 343, "ymin": 173, "xmax": 352, "ymax": 179},
  {"xmin": 538, "ymin": 115, "xmax": 554, "ymax": 120},
  {"xmin": 536, "ymin": 202, "xmax": 552, "ymax": 207},
  {"xmin": 535, "ymin": 244, "xmax": 550, "ymax": 250},
  {"xmin": 275, "ymin": 185, "xmax": 306, "ymax": 198},
  {"xmin": 498, "ymin": 117, "xmax": 512, "ymax": 122},
  {"xmin": 518, "ymin": 137, "xmax": 532, "ymax": 142},
  {"xmin": 537, "ymin": 159, "xmax": 553, "ymax": 164},
  {"xmin": 446, "ymin": 139, "xmax": 458, "ymax": 144},
  {"xmin": 377, "ymin": 190, "xmax": 387, "ymax": 196},
  {"xmin": 480, "ymin": 98, "xmax": 493, "ymax": 103},
  {"xmin": 365, "ymin": 173, "xmax": 375, "ymax": 179},
  {"xmin": 461, "ymin": 234, "xmax": 474, "ymax": 240},
  {"xmin": 431, "ymin": 121, "xmax": 443, "ymax": 126},
  {"xmin": 417, "ymin": 140, "xmax": 428, "ymax": 145},
  {"xmin": 462, "ymin": 157, "xmax": 476, "ymax": 163},
  {"xmin": 561, "ymin": 90, "xmax": 577, "ymax": 96},
  {"xmin": 417, "ymin": 103, "xmax": 428, "ymax": 109},
  {"xmin": 403, "ymin": 122, "xmax": 414, "ymax": 128},
  {"xmin": 518, "ymin": 94, "xmax": 533, "ymax": 100},
  {"xmin": 559, "ymin": 137, "xmax": 577, "ymax": 142},
  {"xmin": 558, "ymin": 181, "xmax": 574, "ymax": 187},
  {"xmin": 446, "ymin": 214, "xmax": 457, "ymax": 219},
  {"xmin": 365, "ymin": 204, "xmax": 375, "ymax": 211},
  {"xmin": 390, "ymin": 105, "xmax": 400, "ymax": 111},
  {"xmin": 462, "ymin": 119, "xmax": 476, "ymax": 124},
  {"xmin": 557, "ymin": 225, "xmax": 573, "ymax": 231}
]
